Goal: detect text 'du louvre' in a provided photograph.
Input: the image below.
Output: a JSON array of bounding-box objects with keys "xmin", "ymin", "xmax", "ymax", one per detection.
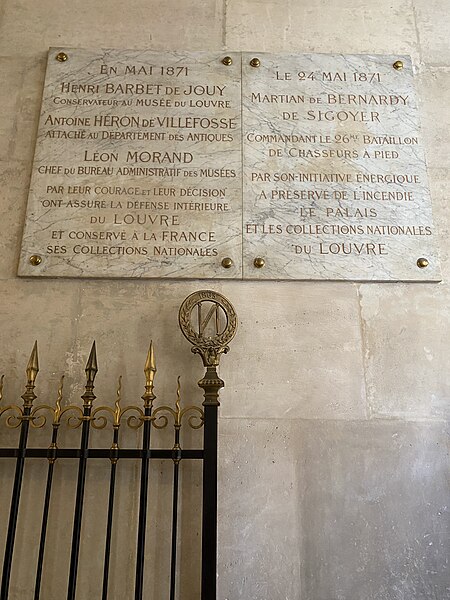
[{"xmin": 18, "ymin": 49, "xmax": 441, "ymax": 282}]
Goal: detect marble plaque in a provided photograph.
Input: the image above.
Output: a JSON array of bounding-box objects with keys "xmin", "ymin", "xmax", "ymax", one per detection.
[
  {"xmin": 19, "ymin": 50, "xmax": 441, "ymax": 281},
  {"xmin": 18, "ymin": 49, "xmax": 242, "ymax": 279},
  {"xmin": 242, "ymin": 53, "xmax": 441, "ymax": 281}
]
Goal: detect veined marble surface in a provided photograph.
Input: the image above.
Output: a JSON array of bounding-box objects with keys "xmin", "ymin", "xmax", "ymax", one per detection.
[
  {"xmin": 242, "ymin": 52, "xmax": 441, "ymax": 281},
  {"xmin": 19, "ymin": 50, "xmax": 440, "ymax": 281},
  {"xmin": 18, "ymin": 48, "xmax": 242, "ymax": 279}
]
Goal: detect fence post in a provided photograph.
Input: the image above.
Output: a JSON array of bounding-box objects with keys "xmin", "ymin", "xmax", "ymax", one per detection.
[
  {"xmin": 198, "ymin": 366, "xmax": 223, "ymax": 600},
  {"xmin": 178, "ymin": 290, "xmax": 237, "ymax": 600}
]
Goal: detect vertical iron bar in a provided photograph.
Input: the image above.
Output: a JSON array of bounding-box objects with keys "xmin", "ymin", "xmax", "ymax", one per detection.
[
  {"xmin": 101, "ymin": 426, "xmax": 119, "ymax": 600},
  {"xmin": 66, "ymin": 405, "xmax": 91, "ymax": 599},
  {"xmin": 1, "ymin": 412, "xmax": 32, "ymax": 600},
  {"xmin": 169, "ymin": 428, "xmax": 181, "ymax": 600},
  {"xmin": 1, "ymin": 342, "xmax": 39, "ymax": 600},
  {"xmin": 102, "ymin": 376, "xmax": 122, "ymax": 600},
  {"xmin": 34, "ymin": 376, "xmax": 63, "ymax": 600},
  {"xmin": 198, "ymin": 366, "xmax": 223, "ymax": 600},
  {"xmin": 134, "ymin": 343, "xmax": 156, "ymax": 600},
  {"xmin": 34, "ymin": 428, "xmax": 59, "ymax": 599},
  {"xmin": 134, "ymin": 409, "xmax": 151, "ymax": 600},
  {"xmin": 201, "ymin": 404, "xmax": 218, "ymax": 600},
  {"xmin": 67, "ymin": 342, "xmax": 98, "ymax": 600}
]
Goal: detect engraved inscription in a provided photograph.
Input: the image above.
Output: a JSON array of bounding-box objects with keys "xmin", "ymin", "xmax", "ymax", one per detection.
[
  {"xmin": 19, "ymin": 50, "xmax": 440, "ymax": 281},
  {"xmin": 242, "ymin": 53, "xmax": 440, "ymax": 281},
  {"xmin": 19, "ymin": 49, "xmax": 242, "ymax": 279}
]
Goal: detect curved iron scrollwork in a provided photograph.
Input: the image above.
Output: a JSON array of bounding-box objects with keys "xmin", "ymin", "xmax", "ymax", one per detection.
[
  {"xmin": 151, "ymin": 376, "xmax": 204, "ymax": 431},
  {"xmin": 88, "ymin": 375, "xmax": 204, "ymax": 432},
  {"xmin": 90, "ymin": 377, "xmax": 145, "ymax": 430}
]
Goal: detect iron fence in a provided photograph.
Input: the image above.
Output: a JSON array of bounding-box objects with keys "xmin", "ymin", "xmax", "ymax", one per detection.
[{"xmin": 0, "ymin": 290, "xmax": 237, "ymax": 600}]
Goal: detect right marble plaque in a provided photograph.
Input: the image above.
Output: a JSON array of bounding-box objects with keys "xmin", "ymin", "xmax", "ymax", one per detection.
[{"xmin": 242, "ymin": 53, "xmax": 441, "ymax": 281}]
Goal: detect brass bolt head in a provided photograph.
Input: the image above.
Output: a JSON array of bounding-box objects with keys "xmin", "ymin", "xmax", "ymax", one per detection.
[
  {"xmin": 222, "ymin": 56, "xmax": 233, "ymax": 66},
  {"xmin": 393, "ymin": 60, "xmax": 403, "ymax": 70},
  {"xmin": 417, "ymin": 257, "xmax": 429, "ymax": 268},
  {"xmin": 254, "ymin": 257, "xmax": 265, "ymax": 268},
  {"xmin": 250, "ymin": 57, "xmax": 260, "ymax": 68},
  {"xmin": 29, "ymin": 255, "xmax": 42, "ymax": 266},
  {"xmin": 221, "ymin": 257, "xmax": 233, "ymax": 268},
  {"xmin": 56, "ymin": 52, "xmax": 68, "ymax": 62}
]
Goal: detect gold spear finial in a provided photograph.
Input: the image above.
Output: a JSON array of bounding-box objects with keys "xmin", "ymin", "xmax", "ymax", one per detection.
[
  {"xmin": 21, "ymin": 341, "xmax": 39, "ymax": 407},
  {"xmin": 142, "ymin": 341, "xmax": 156, "ymax": 408},
  {"xmin": 27, "ymin": 341, "xmax": 39, "ymax": 384},
  {"xmin": 81, "ymin": 341, "xmax": 98, "ymax": 408},
  {"xmin": 85, "ymin": 341, "xmax": 98, "ymax": 384},
  {"xmin": 144, "ymin": 341, "xmax": 156, "ymax": 387}
]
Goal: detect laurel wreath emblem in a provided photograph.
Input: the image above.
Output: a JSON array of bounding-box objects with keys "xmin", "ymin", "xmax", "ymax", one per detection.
[{"xmin": 178, "ymin": 291, "xmax": 237, "ymax": 366}]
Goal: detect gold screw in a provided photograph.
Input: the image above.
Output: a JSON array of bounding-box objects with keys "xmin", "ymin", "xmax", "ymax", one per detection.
[
  {"xmin": 221, "ymin": 257, "xmax": 233, "ymax": 269},
  {"xmin": 254, "ymin": 257, "xmax": 265, "ymax": 268},
  {"xmin": 56, "ymin": 52, "xmax": 68, "ymax": 62},
  {"xmin": 393, "ymin": 60, "xmax": 403, "ymax": 70},
  {"xmin": 250, "ymin": 57, "xmax": 260, "ymax": 68},
  {"xmin": 417, "ymin": 257, "xmax": 429, "ymax": 268},
  {"xmin": 222, "ymin": 56, "xmax": 233, "ymax": 66},
  {"xmin": 29, "ymin": 255, "xmax": 42, "ymax": 266}
]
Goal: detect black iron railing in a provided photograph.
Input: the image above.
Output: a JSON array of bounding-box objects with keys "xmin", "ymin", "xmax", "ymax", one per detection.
[{"xmin": 0, "ymin": 290, "xmax": 237, "ymax": 600}]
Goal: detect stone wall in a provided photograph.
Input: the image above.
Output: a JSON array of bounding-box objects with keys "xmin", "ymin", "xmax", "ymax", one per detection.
[{"xmin": 0, "ymin": 0, "xmax": 448, "ymax": 598}]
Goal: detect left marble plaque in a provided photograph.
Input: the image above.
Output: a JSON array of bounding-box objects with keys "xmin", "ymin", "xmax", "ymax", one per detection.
[{"xmin": 18, "ymin": 48, "xmax": 242, "ymax": 279}]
